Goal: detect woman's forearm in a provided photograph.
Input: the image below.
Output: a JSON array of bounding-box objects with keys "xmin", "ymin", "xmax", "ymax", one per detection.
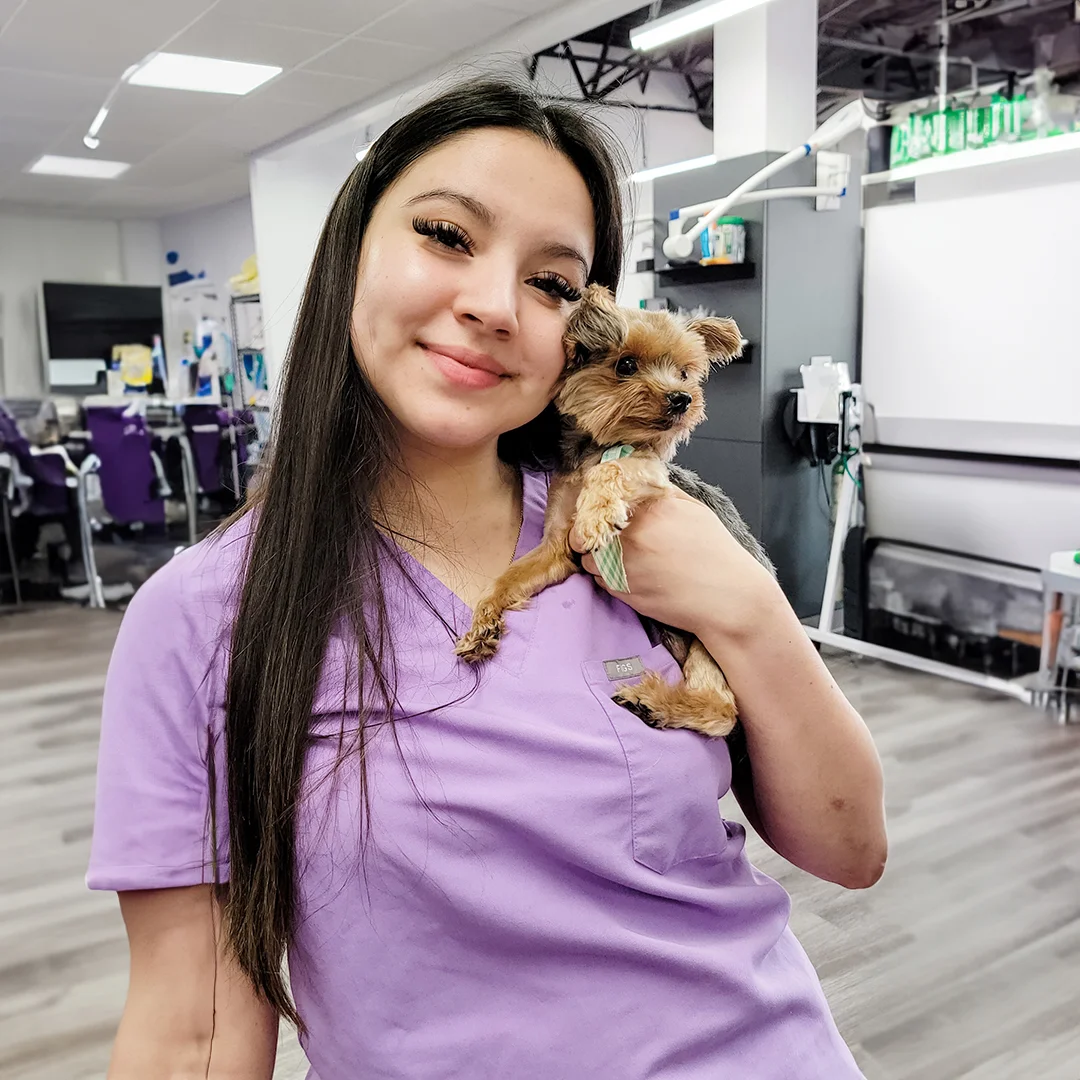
[{"xmin": 698, "ymin": 584, "xmax": 887, "ymax": 889}]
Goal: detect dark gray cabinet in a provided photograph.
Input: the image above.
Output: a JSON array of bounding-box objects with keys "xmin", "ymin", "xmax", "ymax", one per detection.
[{"xmin": 653, "ymin": 151, "xmax": 862, "ymax": 618}]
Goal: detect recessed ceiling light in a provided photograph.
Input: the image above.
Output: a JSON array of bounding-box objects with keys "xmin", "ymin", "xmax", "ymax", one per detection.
[
  {"xmin": 127, "ymin": 52, "xmax": 282, "ymax": 95},
  {"xmin": 28, "ymin": 155, "xmax": 130, "ymax": 179},
  {"xmin": 355, "ymin": 144, "xmax": 372, "ymax": 162}
]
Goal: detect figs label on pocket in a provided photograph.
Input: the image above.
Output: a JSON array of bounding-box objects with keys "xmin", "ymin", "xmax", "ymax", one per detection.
[{"xmin": 603, "ymin": 656, "xmax": 645, "ymax": 681}]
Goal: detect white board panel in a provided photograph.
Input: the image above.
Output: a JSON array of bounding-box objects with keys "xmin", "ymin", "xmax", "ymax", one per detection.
[{"xmin": 862, "ymin": 181, "xmax": 1080, "ymax": 454}]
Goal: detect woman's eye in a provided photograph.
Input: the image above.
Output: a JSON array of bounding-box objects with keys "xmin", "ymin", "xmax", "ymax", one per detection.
[
  {"xmin": 412, "ymin": 216, "xmax": 472, "ymax": 253},
  {"xmin": 530, "ymin": 272, "xmax": 581, "ymax": 303},
  {"xmin": 615, "ymin": 356, "xmax": 638, "ymax": 377}
]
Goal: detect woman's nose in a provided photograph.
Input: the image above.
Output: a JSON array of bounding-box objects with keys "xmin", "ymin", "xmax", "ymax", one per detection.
[{"xmin": 454, "ymin": 264, "xmax": 519, "ymax": 338}]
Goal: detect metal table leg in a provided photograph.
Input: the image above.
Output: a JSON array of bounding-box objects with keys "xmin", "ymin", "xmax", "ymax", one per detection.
[
  {"xmin": 176, "ymin": 434, "xmax": 199, "ymax": 548},
  {"xmin": 1, "ymin": 493, "xmax": 20, "ymax": 606},
  {"xmin": 77, "ymin": 455, "xmax": 105, "ymax": 609}
]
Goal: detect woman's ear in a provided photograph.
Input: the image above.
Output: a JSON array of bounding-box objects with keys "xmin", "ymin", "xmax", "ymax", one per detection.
[
  {"xmin": 686, "ymin": 316, "xmax": 743, "ymax": 366},
  {"xmin": 563, "ymin": 284, "xmax": 627, "ymax": 370}
]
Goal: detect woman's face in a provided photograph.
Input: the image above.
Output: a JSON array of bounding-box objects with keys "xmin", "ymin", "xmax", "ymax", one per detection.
[{"xmin": 351, "ymin": 128, "xmax": 597, "ymax": 454}]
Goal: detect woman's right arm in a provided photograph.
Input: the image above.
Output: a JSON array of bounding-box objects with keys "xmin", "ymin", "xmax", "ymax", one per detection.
[{"xmin": 110, "ymin": 885, "xmax": 278, "ymax": 1080}]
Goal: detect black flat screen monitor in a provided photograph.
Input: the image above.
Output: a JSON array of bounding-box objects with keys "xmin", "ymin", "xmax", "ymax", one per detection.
[{"xmin": 41, "ymin": 281, "xmax": 165, "ymax": 394}]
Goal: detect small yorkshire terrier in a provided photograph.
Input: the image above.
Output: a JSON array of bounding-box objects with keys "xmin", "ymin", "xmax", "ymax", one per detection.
[{"xmin": 454, "ymin": 284, "xmax": 774, "ymax": 738}]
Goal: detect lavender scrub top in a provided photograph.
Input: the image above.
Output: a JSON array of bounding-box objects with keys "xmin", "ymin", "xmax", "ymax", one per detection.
[{"xmin": 88, "ymin": 468, "xmax": 862, "ymax": 1080}]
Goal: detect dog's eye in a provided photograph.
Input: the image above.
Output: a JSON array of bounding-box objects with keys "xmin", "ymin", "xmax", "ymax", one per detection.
[
  {"xmin": 680, "ymin": 370, "xmax": 688, "ymax": 380},
  {"xmin": 615, "ymin": 356, "xmax": 638, "ymax": 378}
]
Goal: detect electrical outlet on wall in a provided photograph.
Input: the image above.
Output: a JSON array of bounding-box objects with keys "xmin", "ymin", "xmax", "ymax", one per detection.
[{"xmin": 816, "ymin": 151, "xmax": 850, "ymax": 211}]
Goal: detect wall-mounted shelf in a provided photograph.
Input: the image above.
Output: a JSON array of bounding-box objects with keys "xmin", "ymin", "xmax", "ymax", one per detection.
[
  {"xmin": 862, "ymin": 131, "xmax": 1080, "ymax": 187},
  {"xmin": 655, "ymin": 261, "xmax": 755, "ymax": 286}
]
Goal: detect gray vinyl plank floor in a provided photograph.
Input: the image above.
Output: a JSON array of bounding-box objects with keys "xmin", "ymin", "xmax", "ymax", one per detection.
[{"xmin": 2, "ymin": 604, "xmax": 1078, "ymax": 1080}]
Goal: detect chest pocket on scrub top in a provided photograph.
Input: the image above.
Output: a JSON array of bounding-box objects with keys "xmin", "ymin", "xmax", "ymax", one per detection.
[{"xmin": 582, "ymin": 642, "xmax": 731, "ymax": 874}]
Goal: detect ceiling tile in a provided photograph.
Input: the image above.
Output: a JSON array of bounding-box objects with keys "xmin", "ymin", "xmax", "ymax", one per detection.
[
  {"xmin": 95, "ymin": 86, "xmax": 229, "ymax": 145},
  {"xmin": 0, "ymin": 140, "xmax": 51, "ymax": 177},
  {"xmin": 302, "ymin": 36, "xmax": 438, "ymax": 82},
  {"xmin": 255, "ymin": 69, "xmax": 380, "ymax": 110},
  {"xmin": 165, "ymin": 13, "xmax": 340, "ymax": 68},
  {"xmin": 0, "ymin": 0, "xmax": 217, "ymax": 78},
  {"xmin": 364, "ymin": 1, "xmax": 528, "ymax": 53},
  {"xmin": 120, "ymin": 138, "xmax": 247, "ymax": 189},
  {"xmin": 84, "ymin": 185, "xmax": 185, "ymax": 212},
  {"xmin": 0, "ymin": 114, "xmax": 70, "ymax": 145},
  {"xmin": 482, "ymin": 0, "xmax": 567, "ymax": 11},
  {"xmin": 93, "ymin": 164, "xmax": 252, "ymax": 215},
  {"xmin": 0, "ymin": 0, "xmax": 26, "ymax": 22},
  {"xmin": 213, "ymin": 0, "xmax": 408, "ymax": 36},
  {"xmin": 0, "ymin": 171, "xmax": 120, "ymax": 205},
  {"xmin": 0, "ymin": 0, "xmax": 604, "ymax": 216},
  {"xmin": 187, "ymin": 96, "xmax": 345, "ymax": 154},
  {"xmin": 0, "ymin": 70, "xmax": 112, "ymax": 120}
]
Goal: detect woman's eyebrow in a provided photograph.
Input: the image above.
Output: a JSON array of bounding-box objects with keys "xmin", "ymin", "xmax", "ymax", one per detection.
[
  {"xmin": 541, "ymin": 241, "xmax": 590, "ymax": 279},
  {"xmin": 406, "ymin": 188, "xmax": 495, "ymax": 226},
  {"xmin": 406, "ymin": 187, "xmax": 590, "ymax": 276}
]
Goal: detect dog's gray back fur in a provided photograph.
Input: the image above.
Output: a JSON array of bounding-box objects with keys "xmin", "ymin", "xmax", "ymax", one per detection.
[{"xmin": 666, "ymin": 463, "xmax": 775, "ymax": 577}]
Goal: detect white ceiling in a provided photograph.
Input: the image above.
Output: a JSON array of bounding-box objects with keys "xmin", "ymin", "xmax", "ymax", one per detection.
[{"xmin": 0, "ymin": 0, "xmax": 570, "ymax": 218}]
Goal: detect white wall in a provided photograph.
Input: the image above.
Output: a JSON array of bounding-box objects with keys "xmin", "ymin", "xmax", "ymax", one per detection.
[
  {"xmin": 159, "ymin": 196, "xmax": 255, "ymax": 296},
  {"xmin": 0, "ymin": 213, "xmax": 164, "ymax": 397},
  {"xmin": 249, "ymin": 145, "xmax": 346, "ymax": 389}
]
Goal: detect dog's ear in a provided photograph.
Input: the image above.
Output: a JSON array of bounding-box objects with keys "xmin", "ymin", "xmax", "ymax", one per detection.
[
  {"xmin": 563, "ymin": 283, "xmax": 627, "ymax": 370},
  {"xmin": 686, "ymin": 316, "xmax": 743, "ymax": 366}
]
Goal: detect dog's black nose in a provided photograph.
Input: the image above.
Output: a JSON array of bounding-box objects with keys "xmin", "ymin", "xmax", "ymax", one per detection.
[{"xmin": 666, "ymin": 392, "xmax": 692, "ymax": 415}]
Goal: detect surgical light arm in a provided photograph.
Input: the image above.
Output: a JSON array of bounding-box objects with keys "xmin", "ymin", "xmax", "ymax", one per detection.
[{"xmin": 662, "ymin": 100, "xmax": 878, "ymax": 262}]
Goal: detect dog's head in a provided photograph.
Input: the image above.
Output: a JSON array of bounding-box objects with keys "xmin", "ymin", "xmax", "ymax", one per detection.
[{"xmin": 557, "ymin": 283, "xmax": 742, "ymax": 460}]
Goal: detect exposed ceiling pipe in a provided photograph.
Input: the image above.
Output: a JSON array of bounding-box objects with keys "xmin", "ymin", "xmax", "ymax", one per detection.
[{"xmin": 939, "ymin": 0, "xmax": 952, "ymax": 111}]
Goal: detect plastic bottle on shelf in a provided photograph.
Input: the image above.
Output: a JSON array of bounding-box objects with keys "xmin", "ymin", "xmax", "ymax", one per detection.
[{"xmin": 699, "ymin": 217, "xmax": 745, "ymax": 265}]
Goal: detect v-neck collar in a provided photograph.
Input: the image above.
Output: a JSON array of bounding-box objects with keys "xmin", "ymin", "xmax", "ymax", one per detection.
[{"xmin": 388, "ymin": 468, "xmax": 547, "ymax": 676}]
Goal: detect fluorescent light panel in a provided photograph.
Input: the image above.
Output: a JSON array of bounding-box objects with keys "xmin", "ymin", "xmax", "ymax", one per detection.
[
  {"xmin": 127, "ymin": 52, "xmax": 281, "ymax": 95},
  {"xmin": 630, "ymin": 154, "xmax": 717, "ymax": 184},
  {"xmin": 355, "ymin": 144, "xmax": 372, "ymax": 162},
  {"xmin": 631, "ymin": 0, "xmax": 775, "ymax": 51},
  {"xmin": 29, "ymin": 155, "xmax": 129, "ymax": 179}
]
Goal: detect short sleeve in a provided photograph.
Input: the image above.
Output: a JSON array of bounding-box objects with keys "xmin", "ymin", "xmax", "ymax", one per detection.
[{"xmin": 87, "ymin": 550, "xmax": 230, "ymax": 891}]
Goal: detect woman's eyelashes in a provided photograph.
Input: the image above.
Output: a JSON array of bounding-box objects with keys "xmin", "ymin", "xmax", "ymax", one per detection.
[
  {"xmin": 413, "ymin": 215, "xmax": 473, "ymax": 253},
  {"xmin": 412, "ymin": 215, "xmax": 582, "ymax": 303},
  {"xmin": 528, "ymin": 272, "xmax": 582, "ymax": 303}
]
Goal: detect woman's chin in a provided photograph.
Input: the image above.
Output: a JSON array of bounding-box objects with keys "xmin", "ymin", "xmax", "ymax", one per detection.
[{"xmin": 397, "ymin": 416, "xmax": 517, "ymax": 454}]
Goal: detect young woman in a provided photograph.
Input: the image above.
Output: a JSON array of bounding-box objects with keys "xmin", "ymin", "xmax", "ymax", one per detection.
[{"xmin": 89, "ymin": 77, "xmax": 885, "ymax": 1079}]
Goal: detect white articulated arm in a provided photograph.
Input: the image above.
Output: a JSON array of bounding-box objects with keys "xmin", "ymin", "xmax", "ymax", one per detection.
[{"xmin": 662, "ymin": 100, "xmax": 876, "ymax": 262}]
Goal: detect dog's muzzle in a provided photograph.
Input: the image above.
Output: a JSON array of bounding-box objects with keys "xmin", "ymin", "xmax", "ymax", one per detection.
[{"xmin": 666, "ymin": 392, "xmax": 692, "ymax": 416}]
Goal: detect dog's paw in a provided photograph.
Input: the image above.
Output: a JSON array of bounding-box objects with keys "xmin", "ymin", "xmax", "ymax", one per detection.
[
  {"xmin": 613, "ymin": 686, "xmax": 665, "ymax": 729},
  {"xmin": 574, "ymin": 507, "xmax": 628, "ymax": 552},
  {"xmin": 454, "ymin": 617, "xmax": 505, "ymax": 664},
  {"xmin": 694, "ymin": 704, "xmax": 738, "ymax": 739}
]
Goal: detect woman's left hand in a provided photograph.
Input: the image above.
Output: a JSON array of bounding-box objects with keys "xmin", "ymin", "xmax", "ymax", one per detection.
[{"xmin": 569, "ymin": 489, "xmax": 780, "ymax": 640}]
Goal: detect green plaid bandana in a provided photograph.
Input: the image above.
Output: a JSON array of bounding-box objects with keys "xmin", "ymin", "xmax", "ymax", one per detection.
[{"xmin": 592, "ymin": 444, "xmax": 635, "ymax": 593}]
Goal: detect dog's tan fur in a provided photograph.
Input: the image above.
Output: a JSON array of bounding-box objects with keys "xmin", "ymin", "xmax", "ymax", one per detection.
[{"xmin": 454, "ymin": 284, "xmax": 749, "ymax": 738}]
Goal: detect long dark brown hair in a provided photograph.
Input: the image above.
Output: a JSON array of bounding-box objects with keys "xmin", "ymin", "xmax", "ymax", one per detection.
[{"xmin": 218, "ymin": 76, "xmax": 627, "ymax": 1025}]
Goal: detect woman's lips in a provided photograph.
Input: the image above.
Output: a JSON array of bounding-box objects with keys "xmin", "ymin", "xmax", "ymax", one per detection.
[{"xmin": 421, "ymin": 343, "xmax": 508, "ymax": 390}]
